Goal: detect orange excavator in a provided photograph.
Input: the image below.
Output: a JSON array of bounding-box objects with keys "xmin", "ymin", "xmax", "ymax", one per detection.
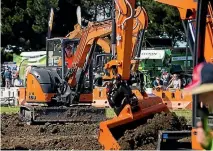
[
  {"xmin": 17, "ymin": 3, "xmax": 147, "ymax": 104},
  {"xmin": 98, "ymin": 0, "xmax": 213, "ymax": 150},
  {"xmin": 96, "ymin": 0, "xmax": 170, "ymax": 150},
  {"xmin": 65, "ymin": 6, "xmax": 148, "ymax": 81},
  {"xmin": 19, "ymin": 3, "xmax": 167, "ymax": 141},
  {"xmin": 154, "ymin": 0, "xmax": 213, "ymax": 150},
  {"xmin": 19, "ymin": 18, "xmax": 113, "ymax": 123}
]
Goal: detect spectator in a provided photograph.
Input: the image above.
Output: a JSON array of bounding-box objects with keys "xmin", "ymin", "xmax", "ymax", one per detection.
[
  {"xmin": 184, "ymin": 62, "xmax": 213, "ymax": 150},
  {"xmin": 166, "ymin": 74, "xmax": 181, "ymax": 89},
  {"xmin": 14, "ymin": 74, "xmax": 22, "ymax": 87},
  {"xmin": 11, "ymin": 69, "xmax": 17, "ymax": 87},
  {"xmin": 1, "ymin": 67, "xmax": 5, "ymax": 87},
  {"xmin": 4, "ymin": 67, "xmax": 12, "ymax": 89},
  {"xmin": 153, "ymin": 76, "xmax": 163, "ymax": 89},
  {"xmin": 161, "ymin": 70, "xmax": 171, "ymax": 88}
]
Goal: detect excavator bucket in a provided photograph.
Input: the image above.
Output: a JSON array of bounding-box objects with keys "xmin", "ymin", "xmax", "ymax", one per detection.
[{"xmin": 98, "ymin": 93, "xmax": 169, "ymax": 150}]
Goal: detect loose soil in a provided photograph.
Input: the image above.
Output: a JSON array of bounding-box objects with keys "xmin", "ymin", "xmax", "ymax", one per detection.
[
  {"xmin": 1, "ymin": 112, "xmax": 189, "ymax": 150},
  {"xmin": 1, "ymin": 113, "xmax": 102, "ymax": 150},
  {"xmin": 117, "ymin": 112, "xmax": 189, "ymax": 150}
]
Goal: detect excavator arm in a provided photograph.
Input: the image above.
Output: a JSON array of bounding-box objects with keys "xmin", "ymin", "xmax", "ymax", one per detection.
[
  {"xmin": 103, "ymin": 5, "xmax": 148, "ymax": 79},
  {"xmin": 65, "ymin": 20, "xmax": 112, "ymax": 88},
  {"xmin": 108, "ymin": 0, "xmax": 135, "ymax": 80},
  {"xmin": 64, "ymin": 6, "xmax": 148, "ymax": 81},
  {"xmin": 98, "ymin": 0, "xmax": 168, "ymax": 150}
]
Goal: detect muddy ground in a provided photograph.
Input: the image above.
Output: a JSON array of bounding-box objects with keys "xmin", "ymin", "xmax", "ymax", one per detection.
[
  {"xmin": 1, "ymin": 112, "xmax": 189, "ymax": 150},
  {"xmin": 117, "ymin": 112, "xmax": 189, "ymax": 150},
  {"xmin": 1, "ymin": 113, "xmax": 101, "ymax": 150}
]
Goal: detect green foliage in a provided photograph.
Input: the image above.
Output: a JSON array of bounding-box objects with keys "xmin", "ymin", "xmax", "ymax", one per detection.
[
  {"xmin": 1, "ymin": 0, "xmax": 59, "ymax": 49},
  {"xmin": 1, "ymin": 0, "xmax": 184, "ymax": 50},
  {"xmin": 26, "ymin": 0, "xmax": 58, "ymax": 33},
  {"xmin": 1, "ymin": 49, "xmax": 13, "ymax": 64},
  {"xmin": 138, "ymin": 0, "xmax": 184, "ymax": 46}
]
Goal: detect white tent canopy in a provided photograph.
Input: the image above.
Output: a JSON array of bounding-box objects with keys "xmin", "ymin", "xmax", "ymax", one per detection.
[{"xmin": 20, "ymin": 51, "xmax": 46, "ymax": 57}]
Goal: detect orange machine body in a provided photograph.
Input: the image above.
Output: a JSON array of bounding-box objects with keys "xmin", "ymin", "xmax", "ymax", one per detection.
[
  {"xmin": 106, "ymin": 0, "xmax": 135, "ymax": 80},
  {"xmin": 18, "ymin": 87, "xmax": 26, "ymax": 105},
  {"xmin": 19, "ymin": 8, "xmax": 147, "ymax": 105},
  {"xmin": 24, "ymin": 74, "xmax": 55, "ymax": 103},
  {"xmin": 98, "ymin": 0, "xmax": 168, "ymax": 149},
  {"xmin": 156, "ymin": 0, "xmax": 213, "ymax": 150},
  {"xmin": 99, "ymin": 92, "xmax": 168, "ymax": 150},
  {"xmin": 104, "ymin": 6, "xmax": 148, "ymax": 80},
  {"xmin": 156, "ymin": 0, "xmax": 213, "ymax": 63},
  {"xmin": 153, "ymin": 89, "xmax": 192, "ymax": 110},
  {"xmin": 67, "ymin": 20, "xmax": 112, "ymax": 87}
]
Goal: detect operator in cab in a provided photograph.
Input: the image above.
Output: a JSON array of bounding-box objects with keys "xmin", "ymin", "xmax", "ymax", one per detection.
[
  {"xmin": 184, "ymin": 62, "xmax": 213, "ymax": 150},
  {"xmin": 58, "ymin": 43, "xmax": 74, "ymax": 68}
]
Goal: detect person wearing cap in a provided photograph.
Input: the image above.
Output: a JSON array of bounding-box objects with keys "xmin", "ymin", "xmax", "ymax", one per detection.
[
  {"xmin": 58, "ymin": 43, "xmax": 74, "ymax": 68},
  {"xmin": 153, "ymin": 76, "xmax": 163, "ymax": 89},
  {"xmin": 184, "ymin": 62, "xmax": 213, "ymax": 150}
]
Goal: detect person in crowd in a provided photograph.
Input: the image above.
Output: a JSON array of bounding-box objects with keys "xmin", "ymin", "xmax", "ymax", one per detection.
[
  {"xmin": 166, "ymin": 74, "xmax": 181, "ymax": 89},
  {"xmin": 1, "ymin": 66, "xmax": 5, "ymax": 87},
  {"xmin": 184, "ymin": 62, "xmax": 213, "ymax": 150},
  {"xmin": 11, "ymin": 68, "xmax": 17, "ymax": 87},
  {"xmin": 161, "ymin": 69, "xmax": 171, "ymax": 89},
  {"xmin": 153, "ymin": 76, "xmax": 163, "ymax": 89},
  {"xmin": 4, "ymin": 67, "xmax": 12, "ymax": 89},
  {"xmin": 14, "ymin": 74, "xmax": 22, "ymax": 87}
]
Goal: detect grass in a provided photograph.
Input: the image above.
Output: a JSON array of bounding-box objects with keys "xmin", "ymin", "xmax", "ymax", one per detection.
[
  {"xmin": 0, "ymin": 106, "xmax": 116, "ymax": 117},
  {"xmin": 106, "ymin": 108, "xmax": 116, "ymax": 118},
  {"xmin": 172, "ymin": 109, "xmax": 192, "ymax": 125},
  {"xmin": 0, "ymin": 107, "xmax": 192, "ymax": 125},
  {"xmin": 0, "ymin": 106, "xmax": 20, "ymax": 114}
]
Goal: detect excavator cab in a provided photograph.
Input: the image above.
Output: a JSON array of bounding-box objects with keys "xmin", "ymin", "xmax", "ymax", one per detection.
[
  {"xmin": 45, "ymin": 38, "xmax": 80, "ymax": 91},
  {"xmin": 46, "ymin": 38, "xmax": 79, "ymax": 67}
]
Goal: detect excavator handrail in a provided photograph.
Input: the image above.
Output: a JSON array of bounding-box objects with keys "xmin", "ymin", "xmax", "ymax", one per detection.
[{"xmin": 120, "ymin": 0, "xmax": 134, "ymax": 29}]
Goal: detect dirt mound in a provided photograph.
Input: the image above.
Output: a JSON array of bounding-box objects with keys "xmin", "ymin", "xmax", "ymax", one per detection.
[
  {"xmin": 118, "ymin": 112, "xmax": 188, "ymax": 150},
  {"xmin": 1, "ymin": 136, "xmax": 101, "ymax": 150},
  {"xmin": 1, "ymin": 112, "xmax": 188, "ymax": 150},
  {"xmin": 1, "ymin": 113, "xmax": 102, "ymax": 150}
]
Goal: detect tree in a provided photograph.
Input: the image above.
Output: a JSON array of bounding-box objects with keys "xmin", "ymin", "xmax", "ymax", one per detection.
[
  {"xmin": 78, "ymin": 0, "xmax": 184, "ymax": 45},
  {"xmin": 1, "ymin": 0, "xmax": 184, "ymax": 52},
  {"xmin": 1, "ymin": 0, "xmax": 58, "ymax": 50},
  {"xmin": 138, "ymin": 0, "xmax": 185, "ymax": 46}
]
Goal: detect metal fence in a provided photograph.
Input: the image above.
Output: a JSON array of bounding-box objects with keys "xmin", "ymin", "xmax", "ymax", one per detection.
[{"xmin": 0, "ymin": 87, "xmax": 19, "ymax": 106}]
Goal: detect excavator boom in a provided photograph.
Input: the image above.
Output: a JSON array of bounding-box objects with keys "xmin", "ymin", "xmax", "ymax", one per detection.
[{"xmin": 98, "ymin": 0, "xmax": 168, "ymax": 149}]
